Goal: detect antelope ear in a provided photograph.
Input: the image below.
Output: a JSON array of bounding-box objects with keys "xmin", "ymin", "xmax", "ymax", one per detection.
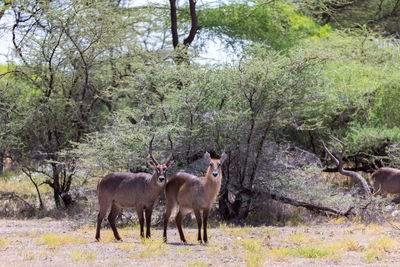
[
  {"xmin": 204, "ymin": 152, "xmax": 211, "ymax": 162},
  {"xmin": 220, "ymin": 152, "xmax": 228, "ymax": 165}
]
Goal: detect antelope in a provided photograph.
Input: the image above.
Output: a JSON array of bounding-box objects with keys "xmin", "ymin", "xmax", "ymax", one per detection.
[
  {"xmin": 163, "ymin": 152, "xmax": 227, "ymax": 243},
  {"xmin": 371, "ymin": 167, "xmax": 400, "ymax": 197},
  {"xmin": 95, "ymin": 136, "xmax": 174, "ymax": 241}
]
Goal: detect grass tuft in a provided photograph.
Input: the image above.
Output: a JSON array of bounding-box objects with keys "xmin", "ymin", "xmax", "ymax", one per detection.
[
  {"xmin": 38, "ymin": 233, "xmax": 88, "ymax": 249},
  {"xmin": 205, "ymin": 243, "xmax": 222, "ymax": 253},
  {"xmin": 188, "ymin": 260, "xmax": 208, "ymax": 267},
  {"xmin": 241, "ymin": 239, "xmax": 267, "ymax": 267},
  {"xmin": 115, "ymin": 242, "xmax": 135, "ymax": 252},
  {"xmin": 0, "ymin": 238, "xmax": 10, "ymax": 249},
  {"xmin": 364, "ymin": 248, "xmax": 381, "ymax": 263},
  {"xmin": 329, "ymin": 238, "xmax": 364, "ymax": 252},
  {"xmin": 368, "ymin": 235, "xmax": 399, "ymax": 252},
  {"xmin": 130, "ymin": 238, "xmax": 168, "ymax": 258},
  {"xmin": 177, "ymin": 247, "xmax": 193, "ymax": 254},
  {"xmin": 329, "ymin": 217, "xmax": 346, "ymax": 225},
  {"xmin": 270, "ymin": 244, "xmax": 334, "ymax": 259},
  {"xmin": 285, "ymin": 230, "xmax": 312, "ymax": 245},
  {"xmin": 71, "ymin": 251, "xmax": 97, "ymax": 261}
]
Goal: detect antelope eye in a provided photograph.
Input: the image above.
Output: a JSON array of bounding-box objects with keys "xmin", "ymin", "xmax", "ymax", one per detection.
[
  {"xmin": 209, "ymin": 163, "xmax": 213, "ymax": 166},
  {"xmin": 218, "ymin": 163, "xmax": 221, "ymax": 167}
]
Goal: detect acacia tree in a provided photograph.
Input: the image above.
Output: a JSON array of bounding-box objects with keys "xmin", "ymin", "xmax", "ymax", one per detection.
[{"xmin": 1, "ymin": 0, "xmax": 136, "ymax": 207}]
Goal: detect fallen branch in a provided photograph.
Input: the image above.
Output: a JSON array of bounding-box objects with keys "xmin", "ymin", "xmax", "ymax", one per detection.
[
  {"xmin": 0, "ymin": 190, "xmax": 35, "ymax": 209},
  {"xmin": 237, "ymin": 187, "xmax": 354, "ymax": 217},
  {"xmin": 268, "ymin": 191, "xmax": 354, "ymax": 217}
]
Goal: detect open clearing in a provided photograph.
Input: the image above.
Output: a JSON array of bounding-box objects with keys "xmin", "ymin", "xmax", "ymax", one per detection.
[{"xmin": 1, "ymin": 218, "xmax": 400, "ymax": 266}]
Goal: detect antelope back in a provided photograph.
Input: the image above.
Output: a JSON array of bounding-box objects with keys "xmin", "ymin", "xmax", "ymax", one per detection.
[{"xmin": 372, "ymin": 167, "xmax": 400, "ymax": 194}]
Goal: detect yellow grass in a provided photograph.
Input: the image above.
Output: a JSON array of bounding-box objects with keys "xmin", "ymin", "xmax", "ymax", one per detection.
[
  {"xmin": 362, "ymin": 235, "xmax": 400, "ymax": 263},
  {"xmin": 269, "ymin": 244, "xmax": 335, "ymax": 260},
  {"xmin": 115, "ymin": 242, "xmax": 136, "ymax": 252},
  {"xmin": 205, "ymin": 243, "xmax": 222, "ymax": 253},
  {"xmin": 0, "ymin": 237, "xmax": 10, "ymax": 249},
  {"xmin": 38, "ymin": 233, "xmax": 88, "ymax": 249},
  {"xmin": 176, "ymin": 247, "xmax": 193, "ymax": 254},
  {"xmin": 71, "ymin": 251, "xmax": 97, "ymax": 261},
  {"xmin": 329, "ymin": 217, "xmax": 346, "ymax": 225},
  {"xmin": 188, "ymin": 260, "xmax": 208, "ymax": 267},
  {"xmin": 28, "ymin": 231, "xmax": 40, "ymax": 238},
  {"xmin": 240, "ymin": 239, "xmax": 267, "ymax": 267},
  {"xmin": 130, "ymin": 238, "xmax": 169, "ymax": 258},
  {"xmin": 368, "ymin": 235, "xmax": 400, "ymax": 252},
  {"xmin": 365, "ymin": 224, "xmax": 386, "ymax": 235},
  {"xmin": 285, "ymin": 230, "xmax": 313, "ymax": 245},
  {"xmin": 364, "ymin": 248, "xmax": 381, "ymax": 263},
  {"xmin": 329, "ymin": 238, "xmax": 364, "ymax": 252},
  {"xmin": 18, "ymin": 249, "xmax": 35, "ymax": 260}
]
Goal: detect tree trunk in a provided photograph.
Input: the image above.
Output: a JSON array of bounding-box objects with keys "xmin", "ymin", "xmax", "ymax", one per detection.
[
  {"xmin": 0, "ymin": 153, "xmax": 3, "ymax": 175},
  {"xmin": 61, "ymin": 193, "xmax": 73, "ymax": 207},
  {"xmin": 52, "ymin": 164, "xmax": 61, "ymax": 207}
]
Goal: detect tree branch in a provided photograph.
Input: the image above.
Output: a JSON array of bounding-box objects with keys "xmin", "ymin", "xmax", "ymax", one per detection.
[
  {"xmin": 169, "ymin": 0, "xmax": 179, "ymax": 48},
  {"xmin": 321, "ymin": 136, "xmax": 372, "ymax": 198},
  {"xmin": 183, "ymin": 0, "xmax": 198, "ymax": 46}
]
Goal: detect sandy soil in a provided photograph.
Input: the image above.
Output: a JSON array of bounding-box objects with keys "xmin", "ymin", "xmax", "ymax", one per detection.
[{"xmin": 1, "ymin": 218, "xmax": 400, "ymax": 267}]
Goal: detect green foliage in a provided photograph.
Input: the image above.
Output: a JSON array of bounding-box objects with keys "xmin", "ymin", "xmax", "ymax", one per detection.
[
  {"xmin": 198, "ymin": 0, "xmax": 323, "ymax": 50},
  {"xmin": 301, "ymin": 0, "xmax": 400, "ymax": 34}
]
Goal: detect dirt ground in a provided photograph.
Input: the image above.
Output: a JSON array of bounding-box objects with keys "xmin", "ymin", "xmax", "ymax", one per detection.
[{"xmin": 1, "ymin": 218, "xmax": 400, "ymax": 267}]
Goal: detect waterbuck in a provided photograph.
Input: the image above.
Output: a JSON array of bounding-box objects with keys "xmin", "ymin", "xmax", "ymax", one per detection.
[
  {"xmin": 95, "ymin": 136, "xmax": 174, "ymax": 241},
  {"xmin": 371, "ymin": 167, "xmax": 400, "ymax": 197},
  {"xmin": 163, "ymin": 152, "xmax": 227, "ymax": 243}
]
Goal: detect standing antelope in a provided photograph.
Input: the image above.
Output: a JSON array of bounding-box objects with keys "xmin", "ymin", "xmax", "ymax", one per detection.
[
  {"xmin": 163, "ymin": 152, "xmax": 227, "ymax": 243},
  {"xmin": 371, "ymin": 167, "xmax": 400, "ymax": 197},
  {"xmin": 95, "ymin": 136, "xmax": 174, "ymax": 241}
]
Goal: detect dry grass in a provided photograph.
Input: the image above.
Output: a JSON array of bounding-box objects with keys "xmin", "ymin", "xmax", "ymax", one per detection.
[
  {"xmin": 240, "ymin": 238, "xmax": 268, "ymax": 267},
  {"xmin": 284, "ymin": 230, "xmax": 313, "ymax": 245},
  {"xmin": 37, "ymin": 233, "xmax": 88, "ymax": 249},
  {"xmin": 130, "ymin": 238, "xmax": 169, "ymax": 258},
  {"xmin": 0, "ymin": 237, "xmax": 10, "ymax": 249},
  {"xmin": 269, "ymin": 244, "xmax": 336, "ymax": 260},
  {"xmin": 2, "ymin": 219, "xmax": 400, "ymax": 266},
  {"xmin": 71, "ymin": 250, "xmax": 97, "ymax": 261},
  {"xmin": 115, "ymin": 242, "xmax": 136, "ymax": 252},
  {"xmin": 188, "ymin": 260, "xmax": 209, "ymax": 267}
]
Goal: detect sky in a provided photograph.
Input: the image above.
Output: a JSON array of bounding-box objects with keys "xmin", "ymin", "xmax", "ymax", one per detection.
[{"xmin": 0, "ymin": 0, "xmax": 234, "ymax": 64}]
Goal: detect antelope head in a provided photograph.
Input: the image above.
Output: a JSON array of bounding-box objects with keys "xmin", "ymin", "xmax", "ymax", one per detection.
[
  {"xmin": 204, "ymin": 152, "xmax": 227, "ymax": 180},
  {"xmin": 148, "ymin": 135, "xmax": 175, "ymax": 185}
]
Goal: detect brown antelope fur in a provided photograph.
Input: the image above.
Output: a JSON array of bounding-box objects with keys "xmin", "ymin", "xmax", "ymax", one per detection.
[
  {"xmin": 163, "ymin": 152, "xmax": 227, "ymax": 243},
  {"xmin": 95, "ymin": 136, "xmax": 174, "ymax": 241},
  {"xmin": 371, "ymin": 167, "xmax": 400, "ymax": 197}
]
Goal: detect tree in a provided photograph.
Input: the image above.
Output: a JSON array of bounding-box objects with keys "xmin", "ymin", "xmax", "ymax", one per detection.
[
  {"xmin": 197, "ymin": 0, "xmax": 324, "ymax": 51},
  {"xmin": 302, "ymin": 0, "xmax": 400, "ymax": 34},
  {"xmin": 1, "ymin": 0, "xmax": 136, "ymax": 207}
]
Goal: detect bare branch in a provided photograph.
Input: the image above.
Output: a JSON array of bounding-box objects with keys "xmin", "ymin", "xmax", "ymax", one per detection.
[{"xmin": 321, "ymin": 136, "xmax": 372, "ymax": 198}]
